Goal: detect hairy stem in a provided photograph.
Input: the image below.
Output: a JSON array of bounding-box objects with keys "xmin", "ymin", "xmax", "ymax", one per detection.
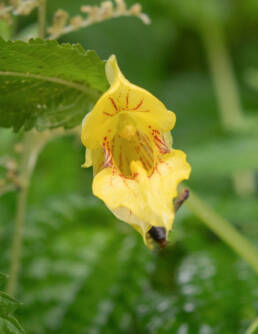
[
  {"xmin": 186, "ymin": 189, "xmax": 258, "ymax": 274},
  {"xmin": 200, "ymin": 22, "xmax": 243, "ymax": 130},
  {"xmin": 6, "ymin": 132, "xmax": 43, "ymax": 296},
  {"xmin": 245, "ymin": 318, "xmax": 258, "ymax": 334},
  {"xmin": 6, "ymin": 0, "xmax": 49, "ymax": 297},
  {"xmin": 5, "ymin": 127, "xmax": 80, "ymax": 296},
  {"xmin": 38, "ymin": 0, "xmax": 46, "ymax": 39},
  {"xmin": 200, "ymin": 21, "xmax": 256, "ymax": 196}
]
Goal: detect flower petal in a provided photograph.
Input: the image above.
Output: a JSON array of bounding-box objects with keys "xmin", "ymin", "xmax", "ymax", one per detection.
[
  {"xmin": 92, "ymin": 149, "xmax": 191, "ymax": 244},
  {"xmin": 81, "ymin": 55, "xmax": 176, "ymax": 150}
]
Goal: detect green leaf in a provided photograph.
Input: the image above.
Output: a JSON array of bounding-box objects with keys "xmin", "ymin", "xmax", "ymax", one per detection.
[
  {"xmin": 0, "ymin": 292, "xmax": 20, "ymax": 316},
  {"xmin": 1, "ymin": 193, "xmax": 255, "ymax": 334},
  {"xmin": 0, "ymin": 315, "xmax": 26, "ymax": 334},
  {"xmin": 0, "ymin": 38, "xmax": 108, "ymax": 131},
  {"xmin": 0, "ymin": 292, "xmax": 25, "ymax": 334},
  {"xmin": 0, "ymin": 275, "xmax": 25, "ymax": 333}
]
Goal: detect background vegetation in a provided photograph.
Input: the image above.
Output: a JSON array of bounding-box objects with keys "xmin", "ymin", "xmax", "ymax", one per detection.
[{"xmin": 0, "ymin": 0, "xmax": 258, "ymax": 333}]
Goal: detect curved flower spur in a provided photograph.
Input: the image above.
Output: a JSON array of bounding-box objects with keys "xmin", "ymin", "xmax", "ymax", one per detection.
[{"xmin": 81, "ymin": 55, "xmax": 191, "ymax": 249}]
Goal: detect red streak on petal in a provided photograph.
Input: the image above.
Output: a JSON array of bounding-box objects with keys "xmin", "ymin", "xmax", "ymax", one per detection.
[
  {"xmin": 140, "ymin": 157, "xmax": 148, "ymax": 170},
  {"xmin": 103, "ymin": 112, "xmax": 114, "ymax": 117},
  {"xmin": 142, "ymin": 134, "xmax": 154, "ymax": 154},
  {"xmin": 119, "ymin": 149, "xmax": 123, "ymax": 171},
  {"xmin": 104, "ymin": 148, "xmax": 113, "ymax": 167},
  {"xmin": 132, "ymin": 99, "xmax": 143, "ymax": 110},
  {"xmin": 140, "ymin": 142, "xmax": 152, "ymax": 160},
  {"xmin": 154, "ymin": 135, "xmax": 164, "ymax": 145},
  {"xmin": 154, "ymin": 142, "xmax": 169, "ymax": 154},
  {"xmin": 109, "ymin": 97, "xmax": 118, "ymax": 112}
]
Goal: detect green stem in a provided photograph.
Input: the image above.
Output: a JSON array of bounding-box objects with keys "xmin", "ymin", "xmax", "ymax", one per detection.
[
  {"xmin": 200, "ymin": 21, "xmax": 256, "ymax": 196},
  {"xmin": 200, "ymin": 22, "xmax": 243, "ymax": 131},
  {"xmin": 6, "ymin": 132, "xmax": 43, "ymax": 296},
  {"xmin": 38, "ymin": 0, "xmax": 46, "ymax": 39},
  {"xmin": 185, "ymin": 189, "xmax": 258, "ymax": 274},
  {"xmin": 6, "ymin": 0, "xmax": 48, "ymax": 297},
  {"xmin": 245, "ymin": 318, "xmax": 258, "ymax": 334},
  {"xmin": 5, "ymin": 128, "xmax": 79, "ymax": 296}
]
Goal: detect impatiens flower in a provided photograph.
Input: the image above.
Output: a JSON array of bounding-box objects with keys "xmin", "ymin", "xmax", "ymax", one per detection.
[{"xmin": 81, "ymin": 55, "xmax": 191, "ymax": 248}]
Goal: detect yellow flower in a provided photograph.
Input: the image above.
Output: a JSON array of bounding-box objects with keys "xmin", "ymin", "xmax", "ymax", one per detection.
[{"xmin": 81, "ymin": 55, "xmax": 191, "ymax": 248}]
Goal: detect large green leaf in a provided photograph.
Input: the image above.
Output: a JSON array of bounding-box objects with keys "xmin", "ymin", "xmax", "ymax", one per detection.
[
  {"xmin": 0, "ymin": 38, "xmax": 108, "ymax": 131},
  {"xmin": 0, "ymin": 192, "xmax": 255, "ymax": 334}
]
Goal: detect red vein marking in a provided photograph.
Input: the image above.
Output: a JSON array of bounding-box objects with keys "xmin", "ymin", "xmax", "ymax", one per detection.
[
  {"xmin": 155, "ymin": 165, "xmax": 161, "ymax": 176},
  {"xmin": 138, "ymin": 132, "xmax": 154, "ymax": 155},
  {"xmin": 140, "ymin": 142, "xmax": 153, "ymax": 160},
  {"xmin": 154, "ymin": 135, "xmax": 166, "ymax": 147},
  {"xmin": 119, "ymin": 149, "xmax": 123, "ymax": 171},
  {"xmin": 126, "ymin": 92, "xmax": 129, "ymax": 108},
  {"xmin": 104, "ymin": 148, "xmax": 113, "ymax": 167},
  {"xmin": 109, "ymin": 97, "xmax": 118, "ymax": 112},
  {"xmin": 141, "ymin": 155, "xmax": 152, "ymax": 169},
  {"xmin": 148, "ymin": 166, "xmax": 156, "ymax": 178},
  {"xmin": 142, "ymin": 134, "xmax": 154, "ymax": 153},
  {"xmin": 132, "ymin": 99, "xmax": 143, "ymax": 110},
  {"xmin": 154, "ymin": 142, "xmax": 165, "ymax": 153},
  {"xmin": 155, "ymin": 142, "xmax": 170, "ymax": 154},
  {"xmin": 103, "ymin": 112, "xmax": 114, "ymax": 117},
  {"xmin": 132, "ymin": 173, "xmax": 138, "ymax": 179},
  {"xmin": 140, "ymin": 157, "xmax": 148, "ymax": 170},
  {"xmin": 125, "ymin": 156, "xmax": 131, "ymax": 174},
  {"xmin": 121, "ymin": 176, "xmax": 130, "ymax": 188}
]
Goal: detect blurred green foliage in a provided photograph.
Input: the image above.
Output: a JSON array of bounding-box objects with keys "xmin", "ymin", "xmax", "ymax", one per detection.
[{"xmin": 0, "ymin": 0, "xmax": 258, "ymax": 333}]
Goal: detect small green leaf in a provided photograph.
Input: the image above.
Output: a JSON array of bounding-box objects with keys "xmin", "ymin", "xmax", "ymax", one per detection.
[
  {"xmin": 0, "ymin": 38, "xmax": 108, "ymax": 131},
  {"xmin": 0, "ymin": 276, "xmax": 25, "ymax": 333},
  {"xmin": 0, "ymin": 292, "xmax": 25, "ymax": 334},
  {"xmin": 0, "ymin": 315, "xmax": 26, "ymax": 334},
  {"xmin": 0, "ymin": 292, "xmax": 20, "ymax": 317}
]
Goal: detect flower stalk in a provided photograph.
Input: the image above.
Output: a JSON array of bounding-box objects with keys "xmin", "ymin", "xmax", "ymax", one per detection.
[
  {"xmin": 48, "ymin": 0, "xmax": 150, "ymax": 40},
  {"xmin": 186, "ymin": 188, "xmax": 258, "ymax": 274},
  {"xmin": 6, "ymin": 0, "xmax": 47, "ymax": 297},
  {"xmin": 245, "ymin": 318, "xmax": 258, "ymax": 334},
  {"xmin": 38, "ymin": 0, "xmax": 46, "ymax": 39},
  {"xmin": 6, "ymin": 132, "xmax": 42, "ymax": 295},
  {"xmin": 200, "ymin": 20, "xmax": 256, "ymax": 196}
]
